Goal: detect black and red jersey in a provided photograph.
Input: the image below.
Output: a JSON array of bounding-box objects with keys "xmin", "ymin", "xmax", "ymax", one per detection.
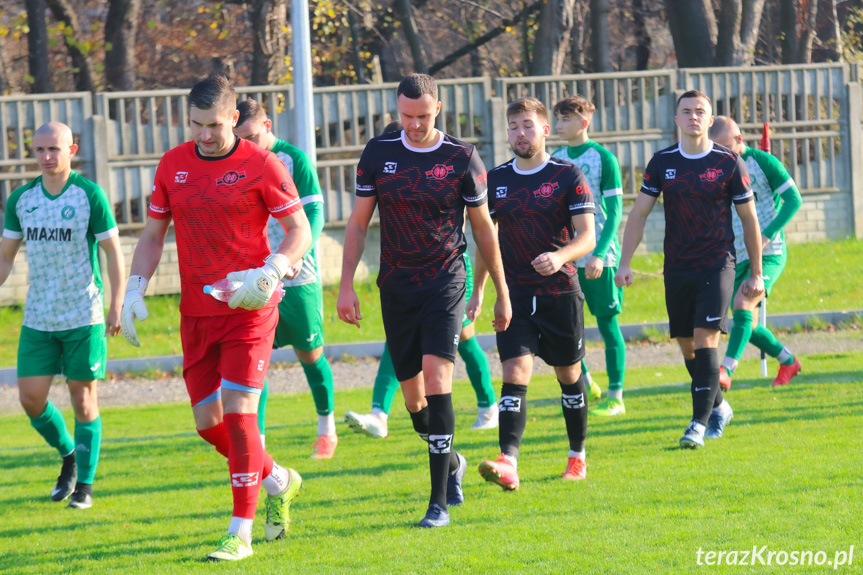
[
  {"xmin": 355, "ymin": 129, "xmax": 487, "ymax": 291},
  {"xmin": 488, "ymin": 155, "xmax": 595, "ymax": 297},
  {"xmin": 641, "ymin": 142, "xmax": 753, "ymax": 274}
]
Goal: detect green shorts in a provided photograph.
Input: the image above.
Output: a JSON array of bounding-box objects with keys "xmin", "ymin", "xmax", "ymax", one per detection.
[
  {"xmin": 734, "ymin": 252, "xmax": 786, "ymax": 299},
  {"xmin": 18, "ymin": 324, "xmax": 106, "ymax": 380},
  {"xmin": 462, "ymin": 251, "xmax": 474, "ymax": 328},
  {"xmin": 273, "ymin": 281, "xmax": 324, "ymax": 352},
  {"xmin": 578, "ymin": 267, "xmax": 623, "ymax": 318}
]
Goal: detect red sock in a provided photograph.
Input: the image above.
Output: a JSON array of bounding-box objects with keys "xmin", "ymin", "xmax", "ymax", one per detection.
[
  {"xmin": 262, "ymin": 451, "xmax": 274, "ymax": 479},
  {"xmin": 223, "ymin": 413, "xmax": 263, "ymax": 519},
  {"xmin": 197, "ymin": 422, "xmax": 230, "ymax": 458}
]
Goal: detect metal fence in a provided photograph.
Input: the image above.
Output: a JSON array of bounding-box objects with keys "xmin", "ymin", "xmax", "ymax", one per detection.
[{"xmin": 1, "ymin": 65, "xmax": 861, "ymax": 237}]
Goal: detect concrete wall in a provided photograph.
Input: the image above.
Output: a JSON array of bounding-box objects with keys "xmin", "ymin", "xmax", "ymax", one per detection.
[{"xmin": 0, "ymin": 190, "xmax": 853, "ymax": 306}]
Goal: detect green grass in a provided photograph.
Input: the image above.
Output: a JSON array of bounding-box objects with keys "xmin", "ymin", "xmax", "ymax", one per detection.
[
  {"xmin": 1, "ymin": 351, "xmax": 861, "ymax": 573},
  {"xmin": 1, "ymin": 239, "xmax": 861, "ymax": 367}
]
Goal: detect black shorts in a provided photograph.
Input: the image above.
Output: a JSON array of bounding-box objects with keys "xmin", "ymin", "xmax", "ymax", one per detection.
[
  {"xmin": 496, "ymin": 291, "xmax": 586, "ymax": 367},
  {"xmin": 380, "ymin": 282, "xmax": 465, "ymax": 382},
  {"xmin": 664, "ymin": 267, "xmax": 735, "ymax": 338}
]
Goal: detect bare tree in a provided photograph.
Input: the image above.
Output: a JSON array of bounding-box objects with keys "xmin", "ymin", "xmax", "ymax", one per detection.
[
  {"xmin": 825, "ymin": 0, "xmax": 844, "ymax": 61},
  {"xmin": 25, "ymin": 0, "xmax": 52, "ymax": 93},
  {"xmin": 780, "ymin": 0, "xmax": 819, "ymax": 63},
  {"xmin": 665, "ymin": 0, "xmax": 766, "ymax": 66},
  {"xmin": 394, "ymin": 0, "xmax": 427, "ymax": 73},
  {"xmin": 531, "ymin": 0, "xmax": 576, "ymax": 75},
  {"xmin": 250, "ymin": 0, "xmax": 287, "ymax": 85},
  {"xmin": 45, "ymin": 0, "xmax": 97, "ymax": 93},
  {"xmin": 104, "ymin": 0, "xmax": 142, "ymax": 91},
  {"xmin": 632, "ymin": 0, "xmax": 652, "ymax": 70},
  {"xmin": 591, "ymin": 0, "xmax": 611, "ymax": 71}
]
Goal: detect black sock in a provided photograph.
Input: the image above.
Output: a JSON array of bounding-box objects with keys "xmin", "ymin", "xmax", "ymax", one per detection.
[
  {"xmin": 684, "ymin": 357, "xmax": 697, "ymax": 380},
  {"xmin": 713, "ymin": 387, "xmax": 725, "ymax": 408},
  {"xmin": 692, "ymin": 348, "xmax": 720, "ymax": 425},
  {"xmin": 560, "ymin": 376, "xmax": 587, "ymax": 453},
  {"xmin": 498, "ymin": 383, "xmax": 528, "ymax": 459},
  {"xmin": 62, "ymin": 452, "xmax": 76, "ymax": 469},
  {"xmin": 408, "ymin": 404, "xmax": 430, "ymax": 443},
  {"xmin": 426, "ymin": 394, "xmax": 455, "ymax": 509},
  {"xmin": 74, "ymin": 482, "xmax": 92, "ymax": 496}
]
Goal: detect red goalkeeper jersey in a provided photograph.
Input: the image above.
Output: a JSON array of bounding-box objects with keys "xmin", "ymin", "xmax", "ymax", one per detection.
[{"xmin": 149, "ymin": 138, "xmax": 301, "ymax": 316}]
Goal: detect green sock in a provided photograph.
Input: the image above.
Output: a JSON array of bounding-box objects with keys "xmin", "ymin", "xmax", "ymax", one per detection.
[
  {"xmin": 74, "ymin": 416, "xmax": 102, "ymax": 484},
  {"xmin": 29, "ymin": 401, "xmax": 74, "ymax": 457},
  {"xmin": 581, "ymin": 359, "xmax": 590, "ymax": 376},
  {"xmin": 597, "ymin": 315, "xmax": 626, "ymax": 391},
  {"xmin": 302, "ymin": 355, "xmax": 335, "ymax": 416},
  {"xmin": 372, "ymin": 344, "xmax": 400, "ymax": 415},
  {"xmin": 749, "ymin": 324, "xmax": 794, "ymax": 364},
  {"xmin": 725, "ymin": 309, "xmax": 754, "ymax": 363},
  {"xmin": 257, "ymin": 378, "xmax": 269, "ymax": 435},
  {"xmin": 458, "ymin": 336, "xmax": 495, "ymax": 408}
]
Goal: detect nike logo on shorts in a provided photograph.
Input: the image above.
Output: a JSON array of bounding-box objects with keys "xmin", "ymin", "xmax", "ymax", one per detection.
[{"xmin": 706, "ymin": 315, "xmax": 721, "ymax": 322}]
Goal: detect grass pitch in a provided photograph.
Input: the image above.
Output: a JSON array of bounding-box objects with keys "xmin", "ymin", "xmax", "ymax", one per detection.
[{"xmin": 1, "ymin": 351, "xmax": 860, "ymax": 574}]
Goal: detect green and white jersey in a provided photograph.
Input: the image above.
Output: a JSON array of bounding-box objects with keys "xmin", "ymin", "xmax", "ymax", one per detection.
[
  {"xmin": 551, "ymin": 141, "xmax": 623, "ymax": 267},
  {"xmin": 266, "ymin": 139, "xmax": 325, "ymax": 287},
  {"xmin": 732, "ymin": 147, "xmax": 798, "ymax": 262},
  {"xmin": 3, "ymin": 172, "xmax": 118, "ymax": 331}
]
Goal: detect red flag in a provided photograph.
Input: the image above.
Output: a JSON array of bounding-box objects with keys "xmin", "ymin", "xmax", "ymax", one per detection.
[{"xmin": 759, "ymin": 123, "xmax": 770, "ymax": 152}]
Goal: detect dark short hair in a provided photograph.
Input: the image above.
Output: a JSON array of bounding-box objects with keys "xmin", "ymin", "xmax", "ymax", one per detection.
[
  {"xmin": 676, "ymin": 89, "xmax": 711, "ymax": 109},
  {"xmin": 237, "ymin": 98, "xmax": 267, "ymax": 126},
  {"xmin": 188, "ymin": 75, "xmax": 236, "ymax": 113},
  {"xmin": 382, "ymin": 120, "xmax": 403, "ymax": 135},
  {"xmin": 397, "ymin": 74, "xmax": 438, "ymax": 100},
  {"xmin": 553, "ymin": 95, "xmax": 595, "ymax": 118},
  {"xmin": 506, "ymin": 97, "xmax": 548, "ymax": 124}
]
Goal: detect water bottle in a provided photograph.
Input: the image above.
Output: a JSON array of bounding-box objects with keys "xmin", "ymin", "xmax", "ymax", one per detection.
[{"xmin": 203, "ymin": 278, "xmax": 285, "ymax": 303}]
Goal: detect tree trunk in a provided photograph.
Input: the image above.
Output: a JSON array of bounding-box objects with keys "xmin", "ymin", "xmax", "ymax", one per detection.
[
  {"xmin": 632, "ymin": 0, "xmax": 651, "ymax": 71},
  {"xmin": 104, "ymin": 0, "xmax": 142, "ymax": 91},
  {"xmin": 25, "ymin": 0, "xmax": 52, "ymax": 93},
  {"xmin": 716, "ymin": 0, "xmax": 742, "ymax": 66},
  {"xmin": 780, "ymin": 0, "xmax": 799, "ymax": 63},
  {"xmin": 826, "ymin": 0, "xmax": 843, "ymax": 61},
  {"xmin": 737, "ymin": 0, "xmax": 767, "ymax": 64},
  {"xmin": 45, "ymin": 0, "xmax": 97, "ymax": 93},
  {"xmin": 664, "ymin": 0, "xmax": 717, "ymax": 67},
  {"xmin": 531, "ymin": 0, "xmax": 575, "ymax": 76},
  {"xmin": 347, "ymin": 8, "xmax": 367, "ymax": 83},
  {"xmin": 590, "ymin": 0, "xmax": 611, "ymax": 72},
  {"xmin": 251, "ymin": 0, "xmax": 288, "ymax": 85},
  {"xmin": 797, "ymin": 0, "xmax": 818, "ymax": 63},
  {"xmin": 394, "ymin": 0, "xmax": 426, "ymax": 73}
]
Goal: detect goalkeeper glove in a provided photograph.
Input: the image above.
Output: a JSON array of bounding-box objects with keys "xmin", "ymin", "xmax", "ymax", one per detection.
[
  {"xmin": 227, "ymin": 253, "xmax": 294, "ymax": 311},
  {"xmin": 121, "ymin": 275, "xmax": 149, "ymax": 347}
]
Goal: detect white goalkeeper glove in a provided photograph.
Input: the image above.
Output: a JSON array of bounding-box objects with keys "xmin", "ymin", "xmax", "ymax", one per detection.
[
  {"xmin": 227, "ymin": 253, "xmax": 294, "ymax": 311},
  {"xmin": 121, "ymin": 275, "xmax": 149, "ymax": 347}
]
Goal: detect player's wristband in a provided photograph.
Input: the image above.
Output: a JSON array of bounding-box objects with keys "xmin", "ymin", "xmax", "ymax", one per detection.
[
  {"xmin": 264, "ymin": 253, "xmax": 294, "ymax": 279},
  {"xmin": 126, "ymin": 275, "xmax": 149, "ymax": 296}
]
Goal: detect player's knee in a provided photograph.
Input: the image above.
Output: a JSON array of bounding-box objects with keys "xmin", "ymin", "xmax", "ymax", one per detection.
[{"xmin": 18, "ymin": 391, "xmax": 47, "ymax": 418}]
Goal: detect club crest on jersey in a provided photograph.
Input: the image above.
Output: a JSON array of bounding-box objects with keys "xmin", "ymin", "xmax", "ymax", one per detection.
[
  {"xmin": 496, "ymin": 186, "xmax": 508, "ymax": 198},
  {"xmin": 217, "ymin": 170, "xmax": 246, "ymax": 185},
  {"xmin": 699, "ymin": 168, "xmax": 723, "ymax": 182},
  {"xmin": 534, "ymin": 181, "xmax": 559, "ymax": 198},
  {"xmin": 175, "ymin": 171, "xmax": 188, "ymax": 183},
  {"xmin": 426, "ymin": 164, "xmax": 455, "ymax": 180},
  {"xmin": 665, "ymin": 169, "xmax": 676, "ymax": 179},
  {"xmin": 383, "ymin": 161, "xmax": 398, "ymax": 174}
]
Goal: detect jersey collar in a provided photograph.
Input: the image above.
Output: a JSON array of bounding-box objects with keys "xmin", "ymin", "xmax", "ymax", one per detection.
[
  {"xmin": 678, "ymin": 140, "xmax": 714, "ymax": 160},
  {"xmin": 400, "ymin": 129, "xmax": 444, "ymax": 153},
  {"xmin": 512, "ymin": 152, "xmax": 550, "ymax": 175}
]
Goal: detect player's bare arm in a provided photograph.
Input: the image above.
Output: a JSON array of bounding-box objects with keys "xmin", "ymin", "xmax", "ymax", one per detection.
[
  {"xmin": 467, "ymin": 202, "xmax": 512, "ymax": 332},
  {"xmin": 98, "ymin": 234, "xmax": 126, "ymax": 337},
  {"xmin": 466, "ymin": 247, "xmax": 486, "ymax": 322},
  {"xmin": 735, "ymin": 200, "xmax": 765, "ymax": 298},
  {"xmin": 272, "ymin": 208, "xmax": 312, "ymax": 281},
  {"xmin": 337, "ymin": 195, "xmax": 377, "ymax": 328},
  {"xmin": 532, "ymin": 213, "xmax": 596, "ymax": 276},
  {"xmin": 0, "ymin": 237, "xmax": 22, "ymax": 286},
  {"xmin": 615, "ymin": 193, "xmax": 657, "ymax": 287}
]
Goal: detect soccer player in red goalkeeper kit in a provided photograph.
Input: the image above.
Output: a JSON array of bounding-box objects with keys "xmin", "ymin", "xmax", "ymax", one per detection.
[{"xmin": 120, "ymin": 75, "xmax": 311, "ymax": 561}]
